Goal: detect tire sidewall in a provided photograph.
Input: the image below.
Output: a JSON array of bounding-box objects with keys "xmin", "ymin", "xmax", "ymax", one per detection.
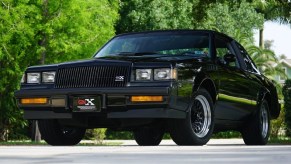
[
  {"xmin": 259, "ymin": 100, "xmax": 271, "ymax": 144},
  {"xmin": 187, "ymin": 88, "xmax": 215, "ymax": 144}
]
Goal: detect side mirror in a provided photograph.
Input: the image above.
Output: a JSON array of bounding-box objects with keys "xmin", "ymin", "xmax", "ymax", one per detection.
[{"xmin": 223, "ymin": 53, "xmax": 236, "ymax": 63}]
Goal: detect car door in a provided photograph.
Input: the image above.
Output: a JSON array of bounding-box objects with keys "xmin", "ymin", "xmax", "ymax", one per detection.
[{"xmin": 214, "ymin": 35, "xmax": 255, "ymax": 121}]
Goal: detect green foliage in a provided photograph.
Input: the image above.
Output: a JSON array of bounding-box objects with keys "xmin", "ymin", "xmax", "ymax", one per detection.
[
  {"xmin": 271, "ymin": 105, "xmax": 285, "ymax": 137},
  {"xmin": 212, "ymin": 131, "xmax": 241, "ymax": 138},
  {"xmin": 37, "ymin": 0, "xmax": 119, "ymax": 64},
  {"xmin": 117, "ymin": 0, "xmax": 265, "ymax": 43},
  {"xmin": 0, "ymin": 0, "xmax": 37, "ymax": 141},
  {"xmin": 283, "ymin": 80, "xmax": 291, "ymax": 137},
  {"xmin": 84, "ymin": 129, "xmax": 107, "ymax": 144},
  {"xmin": 116, "ymin": 0, "xmax": 195, "ymax": 33},
  {"xmin": 268, "ymin": 136, "xmax": 291, "ymax": 145},
  {"xmin": 163, "ymin": 133, "xmax": 171, "ymax": 139},
  {"xmin": 105, "ymin": 129, "xmax": 134, "ymax": 140},
  {"xmin": 252, "ymin": 0, "xmax": 291, "ymax": 23},
  {"xmin": 247, "ymin": 45, "xmax": 286, "ymax": 79},
  {"xmin": 7, "ymin": 125, "xmax": 30, "ymax": 141},
  {"xmin": 0, "ymin": 0, "xmax": 118, "ymax": 141},
  {"xmin": 105, "ymin": 130, "xmax": 171, "ymax": 140},
  {"xmin": 199, "ymin": 1, "xmax": 264, "ymax": 41}
]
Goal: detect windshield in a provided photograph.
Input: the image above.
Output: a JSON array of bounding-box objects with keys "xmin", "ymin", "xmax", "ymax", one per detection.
[{"xmin": 94, "ymin": 32, "xmax": 210, "ymax": 58}]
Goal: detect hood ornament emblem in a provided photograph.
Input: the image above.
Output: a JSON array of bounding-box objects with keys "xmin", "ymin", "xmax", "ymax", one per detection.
[{"xmin": 115, "ymin": 76, "xmax": 124, "ymax": 81}]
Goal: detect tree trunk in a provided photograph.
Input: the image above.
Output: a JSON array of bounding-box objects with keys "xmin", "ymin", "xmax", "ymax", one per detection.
[
  {"xmin": 31, "ymin": 120, "xmax": 41, "ymax": 142},
  {"xmin": 40, "ymin": 47, "xmax": 46, "ymax": 65},
  {"xmin": 259, "ymin": 28, "xmax": 264, "ymax": 49},
  {"xmin": 31, "ymin": 0, "xmax": 49, "ymax": 142},
  {"xmin": 34, "ymin": 121, "xmax": 41, "ymax": 141},
  {"xmin": 0, "ymin": 127, "xmax": 8, "ymax": 141},
  {"xmin": 39, "ymin": 0, "xmax": 48, "ymax": 65}
]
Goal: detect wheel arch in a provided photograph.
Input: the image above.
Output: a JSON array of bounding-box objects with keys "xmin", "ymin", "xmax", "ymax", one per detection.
[
  {"xmin": 258, "ymin": 88, "xmax": 280, "ymax": 119},
  {"xmin": 193, "ymin": 73, "xmax": 217, "ymax": 105}
]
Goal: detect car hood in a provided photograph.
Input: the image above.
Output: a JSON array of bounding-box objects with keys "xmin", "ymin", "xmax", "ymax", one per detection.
[
  {"xmin": 97, "ymin": 54, "xmax": 209, "ymax": 63},
  {"xmin": 26, "ymin": 54, "xmax": 208, "ymax": 71}
]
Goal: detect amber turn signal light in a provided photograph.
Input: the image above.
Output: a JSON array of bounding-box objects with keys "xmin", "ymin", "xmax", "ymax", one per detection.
[
  {"xmin": 131, "ymin": 96, "xmax": 163, "ymax": 102},
  {"xmin": 20, "ymin": 98, "xmax": 48, "ymax": 104}
]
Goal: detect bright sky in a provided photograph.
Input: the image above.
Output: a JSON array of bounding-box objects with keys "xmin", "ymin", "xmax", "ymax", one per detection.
[{"xmin": 254, "ymin": 21, "xmax": 291, "ymax": 59}]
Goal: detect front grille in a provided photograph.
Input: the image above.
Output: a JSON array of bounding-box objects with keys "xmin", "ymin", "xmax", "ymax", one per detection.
[{"xmin": 54, "ymin": 65, "xmax": 130, "ymax": 88}]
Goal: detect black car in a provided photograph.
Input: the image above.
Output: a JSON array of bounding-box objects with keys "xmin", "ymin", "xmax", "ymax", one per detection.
[{"xmin": 15, "ymin": 30, "xmax": 280, "ymax": 146}]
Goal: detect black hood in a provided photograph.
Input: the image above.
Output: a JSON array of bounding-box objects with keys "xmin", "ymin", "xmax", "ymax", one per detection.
[
  {"xmin": 27, "ymin": 54, "xmax": 208, "ymax": 71},
  {"xmin": 97, "ymin": 54, "xmax": 209, "ymax": 63},
  {"xmin": 58, "ymin": 58, "xmax": 132, "ymax": 68}
]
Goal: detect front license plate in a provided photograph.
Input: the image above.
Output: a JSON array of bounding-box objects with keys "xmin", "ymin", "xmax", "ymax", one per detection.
[{"xmin": 73, "ymin": 96, "xmax": 101, "ymax": 112}]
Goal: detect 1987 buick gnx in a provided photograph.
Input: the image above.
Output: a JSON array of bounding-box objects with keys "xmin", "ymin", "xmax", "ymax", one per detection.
[{"xmin": 15, "ymin": 30, "xmax": 280, "ymax": 146}]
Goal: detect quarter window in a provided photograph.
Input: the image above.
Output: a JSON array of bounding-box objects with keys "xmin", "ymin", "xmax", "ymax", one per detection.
[{"xmin": 236, "ymin": 43, "xmax": 260, "ymax": 74}]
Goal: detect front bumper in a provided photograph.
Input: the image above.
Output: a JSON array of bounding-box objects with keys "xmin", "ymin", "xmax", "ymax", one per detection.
[{"xmin": 15, "ymin": 87, "xmax": 186, "ymax": 119}]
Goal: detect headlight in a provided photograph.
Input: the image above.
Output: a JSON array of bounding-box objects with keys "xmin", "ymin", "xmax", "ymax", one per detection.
[
  {"xmin": 154, "ymin": 68, "xmax": 177, "ymax": 80},
  {"xmin": 154, "ymin": 68, "xmax": 171, "ymax": 80},
  {"xmin": 42, "ymin": 71, "xmax": 56, "ymax": 83},
  {"xmin": 136, "ymin": 69, "xmax": 152, "ymax": 80},
  {"xmin": 27, "ymin": 73, "xmax": 40, "ymax": 83}
]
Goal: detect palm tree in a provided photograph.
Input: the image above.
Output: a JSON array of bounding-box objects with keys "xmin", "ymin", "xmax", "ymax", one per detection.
[
  {"xmin": 247, "ymin": 45, "xmax": 286, "ymax": 97},
  {"xmin": 279, "ymin": 54, "xmax": 287, "ymax": 60},
  {"xmin": 253, "ymin": 0, "xmax": 291, "ymax": 48},
  {"xmin": 233, "ymin": 30, "xmax": 286, "ymax": 79},
  {"xmin": 247, "ymin": 45, "xmax": 286, "ymax": 79}
]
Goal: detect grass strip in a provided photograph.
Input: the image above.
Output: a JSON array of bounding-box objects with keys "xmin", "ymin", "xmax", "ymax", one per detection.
[
  {"xmin": 269, "ymin": 137, "xmax": 291, "ymax": 145},
  {"xmin": 0, "ymin": 140, "xmax": 122, "ymax": 146}
]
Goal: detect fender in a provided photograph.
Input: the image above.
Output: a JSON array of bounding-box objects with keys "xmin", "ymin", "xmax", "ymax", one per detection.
[
  {"xmin": 257, "ymin": 87, "xmax": 270, "ymax": 106},
  {"xmin": 192, "ymin": 72, "xmax": 217, "ymax": 105},
  {"xmin": 257, "ymin": 86, "xmax": 280, "ymax": 119}
]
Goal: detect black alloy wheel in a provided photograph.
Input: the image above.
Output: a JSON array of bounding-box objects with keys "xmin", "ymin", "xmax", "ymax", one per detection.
[
  {"xmin": 242, "ymin": 100, "xmax": 270, "ymax": 145},
  {"xmin": 169, "ymin": 88, "xmax": 214, "ymax": 145}
]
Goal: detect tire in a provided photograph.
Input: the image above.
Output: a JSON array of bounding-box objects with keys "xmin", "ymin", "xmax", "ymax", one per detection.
[
  {"xmin": 169, "ymin": 88, "xmax": 214, "ymax": 145},
  {"xmin": 242, "ymin": 100, "xmax": 270, "ymax": 145},
  {"xmin": 38, "ymin": 119, "xmax": 86, "ymax": 146},
  {"xmin": 133, "ymin": 127, "xmax": 164, "ymax": 146}
]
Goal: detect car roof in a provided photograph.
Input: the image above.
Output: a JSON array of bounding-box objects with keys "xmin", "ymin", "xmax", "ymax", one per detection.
[{"xmin": 115, "ymin": 29, "xmax": 234, "ymax": 41}]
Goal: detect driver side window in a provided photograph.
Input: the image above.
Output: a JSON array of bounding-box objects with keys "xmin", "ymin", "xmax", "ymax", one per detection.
[{"xmin": 215, "ymin": 37, "xmax": 239, "ymax": 68}]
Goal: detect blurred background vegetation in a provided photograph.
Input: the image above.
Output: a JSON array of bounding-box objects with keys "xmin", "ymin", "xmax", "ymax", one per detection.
[{"xmin": 0, "ymin": 0, "xmax": 291, "ymax": 142}]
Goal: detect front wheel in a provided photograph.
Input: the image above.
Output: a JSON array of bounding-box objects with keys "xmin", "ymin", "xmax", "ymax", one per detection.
[
  {"xmin": 38, "ymin": 119, "xmax": 86, "ymax": 146},
  {"xmin": 242, "ymin": 100, "xmax": 270, "ymax": 145},
  {"xmin": 169, "ymin": 88, "xmax": 214, "ymax": 145}
]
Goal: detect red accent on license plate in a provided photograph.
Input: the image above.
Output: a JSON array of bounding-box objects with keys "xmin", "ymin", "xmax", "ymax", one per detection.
[{"xmin": 77, "ymin": 99, "xmax": 86, "ymax": 105}]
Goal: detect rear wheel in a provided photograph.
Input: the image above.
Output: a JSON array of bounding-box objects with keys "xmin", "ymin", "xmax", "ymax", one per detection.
[
  {"xmin": 133, "ymin": 127, "xmax": 164, "ymax": 146},
  {"xmin": 242, "ymin": 100, "xmax": 270, "ymax": 145},
  {"xmin": 169, "ymin": 88, "xmax": 214, "ymax": 145},
  {"xmin": 38, "ymin": 119, "xmax": 86, "ymax": 146}
]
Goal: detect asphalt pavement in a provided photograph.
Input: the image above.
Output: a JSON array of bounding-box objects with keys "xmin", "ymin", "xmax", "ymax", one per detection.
[{"xmin": 0, "ymin": 139, "xmax": 291, "ymax": 164}]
